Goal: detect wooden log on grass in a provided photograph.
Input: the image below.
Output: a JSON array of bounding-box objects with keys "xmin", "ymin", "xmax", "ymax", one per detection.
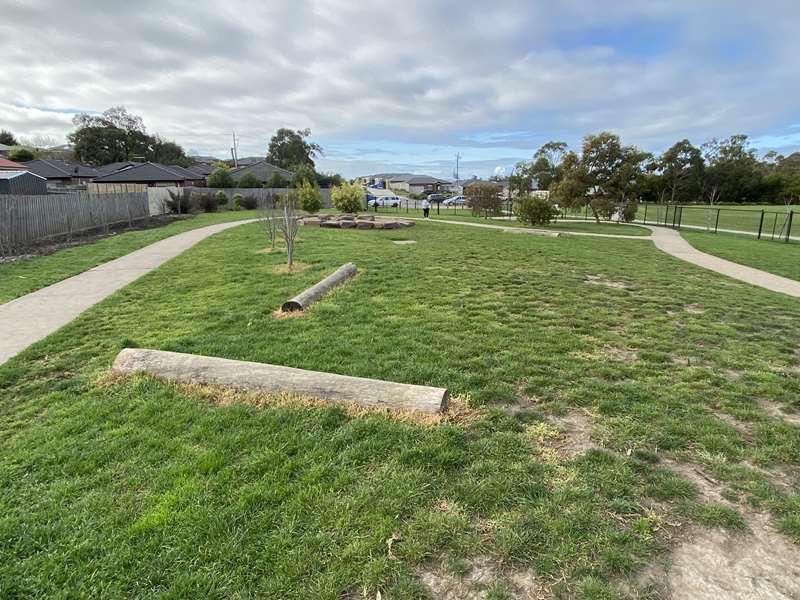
[
  {"xmin": 281, "ymin": 262, "xmax": 357, "ymax": 312},
  {"xmin": 112, "ymin": 348, "xmax": 448, "ymax": 414}
]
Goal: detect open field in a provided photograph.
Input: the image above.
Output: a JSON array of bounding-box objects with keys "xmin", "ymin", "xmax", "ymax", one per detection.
[
  {"xmin": 682, "ymin": 231, "xmax": 800, "ymax": 282},
  {"xmin": 0, "ymin": 211, "xmax": 260, "ymax": 304},
  {"xmin": 2, "ymin": 221, "xmax": 799, "ymax": 598}
]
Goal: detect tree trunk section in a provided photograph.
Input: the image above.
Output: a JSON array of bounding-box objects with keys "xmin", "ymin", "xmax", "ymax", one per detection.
[
  {"xmin": 112, "ymin": 348, "xmax": 448, "ymax": 414},
  {"xmin": 282, "ymin": 262, "xmax": 357, "ymax": 312}
]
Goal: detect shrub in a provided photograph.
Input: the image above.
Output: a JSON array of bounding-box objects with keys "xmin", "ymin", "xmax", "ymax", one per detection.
[
  {"xmin": 232, "ymin": 193, "xmax": 244, "ymax": 211},
  {"xmin": 8, "ymin": 147, "xmax": 34, "ymax": 162},
  {"xmin": 331, "ymin": 181, "xmax": 365, "ymax": 213},
  {"xmin": 297, "ymin": 180, "xmax": 323, "ymax": 213},
  {"xmin": 620, "ymin": 198, "xmax": 638, "ymax": 223},
  {"xmin": 165, "ymin": 189, "xmax": 190, "ymax": 214},
  {"xmin": 265, "ymin": 172, "xmax": 289, "ymax": 188},
  {"xmin": 238, "ymin": 195, "xmax": 258, "ymax": 210},
  {"xmin": 207, "ymin": 167, "xmax": 234, "ymax": 188},
  {"xmin": 214, "ymin": 190, "xmax": 228, "ymax": 207},
  {"xmin": 237, "ymin": 172, "xmax": 262, "ymax": 188},
  {"xmin": 467, "ymin": 182, "xmax": 503, "ymax": 217},
  {"xmin": 516, "ymin": 195, "xmax": 558, "ymax": 226},
  {"xmin": 192, "ymin": 192, "xmax": 218, "ymax": 213}
]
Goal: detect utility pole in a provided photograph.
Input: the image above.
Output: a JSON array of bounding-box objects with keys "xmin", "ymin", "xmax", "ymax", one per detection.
[
  {"xmin": 454, "ymin": 152, "xmax": 461, "ymax": 188},
  {"xmin": 231, "ymin": 131, "xmax": 240, "ymax": 167}
]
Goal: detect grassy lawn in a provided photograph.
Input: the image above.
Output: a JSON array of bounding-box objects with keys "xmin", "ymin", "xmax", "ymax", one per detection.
[
  {"xmin": 0, "ymin": 211, "xmax": 260, "ymax": 305},
  {"xmin": 682, "ymin": 231, "xmax": 800, "ymax": 281},
  {"xmin": 2, "ymin": 222, "xmax": 799, "ymax": 598}
]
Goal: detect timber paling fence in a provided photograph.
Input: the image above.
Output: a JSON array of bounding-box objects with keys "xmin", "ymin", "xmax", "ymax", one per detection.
[{"xmin": 0, "ymin": 191, "xmax": 149, "ymax": 255}]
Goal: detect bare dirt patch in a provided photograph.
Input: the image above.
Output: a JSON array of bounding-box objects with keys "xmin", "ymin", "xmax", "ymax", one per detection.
[
  {"xmin": 271, "ymin": 261, "xmax": 311, "ymax": 274},
  {"xmin": 602, "ymin": 345, "xmax": 638, "ymax": 363},
  {"xmin": 684, "ymin": 303, "xmax": 705, "ymax": 314},
  {"xmin": 416, "ymin": 557, "xmax": 547, "ymax": 600},
  {"xmin": 584, "ymin": 274, "xmax": 630, "ymax": 289},
  {"xmin": 758, "ymin": 399, "xmax": 800, "ymax": 425},
  {"xmin": 712, "ymin": 411, "xmax": 753, "ymax": 437},
  {"xmin": 670, "ymin": 354, "xmax": 707, "ymax": 367},
  {"xmin": 626, "ymin": 459, "xmax": 800, "ymax": 599},
  {"xmin": 543, "ymin": 410, "xmax": 599, "ymax": 457}
]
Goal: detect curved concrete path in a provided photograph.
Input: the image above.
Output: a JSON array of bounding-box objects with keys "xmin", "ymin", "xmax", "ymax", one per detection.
[
  {"xmin": 0, "ymin": 219, "xmax": 257, "ymax": 366},
  {"xmin": 414, "ymin": 217, "xmax": 800, "ymax": 298}
]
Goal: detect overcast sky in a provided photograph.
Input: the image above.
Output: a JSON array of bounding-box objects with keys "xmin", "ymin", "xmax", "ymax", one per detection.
[{"xmin": 2, "ymin": 0, "xmax": 799, "ymax": 179}]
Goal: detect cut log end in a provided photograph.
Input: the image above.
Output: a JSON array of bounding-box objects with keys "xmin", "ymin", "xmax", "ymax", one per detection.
[{"xmin": 281, "ymin": 300, "xmax": 303, "ymax": 312}]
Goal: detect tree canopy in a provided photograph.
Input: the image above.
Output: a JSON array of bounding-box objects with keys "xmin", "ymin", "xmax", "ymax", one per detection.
[
  {"xmin": 68, "ymin": 106, "xmax": 189, "ymax": 167},
  {"xmin": 266, "ymin": 128, "xmax": 321, "ymax": 170},
  {"xmin": 0, "ymin": 130, "xmax": 18, "ymax": 146}
]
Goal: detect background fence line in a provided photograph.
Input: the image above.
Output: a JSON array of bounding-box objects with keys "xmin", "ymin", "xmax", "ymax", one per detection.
[
  {"xmin": 183, "ymin": 187, "xmax": 333, "ymax": 209},
  {"xmin": 0, "ymin": 191, "xmax": 149, "ymax": 254}
]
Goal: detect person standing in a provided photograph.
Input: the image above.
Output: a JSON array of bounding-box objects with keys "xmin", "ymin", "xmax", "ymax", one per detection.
[{"xmin": 421, "ymin": 197, "xmax": 430, "ymax": 219}]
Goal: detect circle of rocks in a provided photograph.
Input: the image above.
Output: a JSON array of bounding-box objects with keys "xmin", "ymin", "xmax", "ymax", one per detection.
[{"xmin": 299, "ymin": 213, "xmax": 415, "ymax": 230}]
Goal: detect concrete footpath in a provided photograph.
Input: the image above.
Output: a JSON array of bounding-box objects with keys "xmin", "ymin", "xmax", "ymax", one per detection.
[{"xmin": 0, "ymin": 219, "xmax": 256, "ymax": 366}]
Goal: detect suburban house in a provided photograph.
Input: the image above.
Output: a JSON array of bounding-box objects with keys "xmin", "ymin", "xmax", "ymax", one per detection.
[
  {"xmin": 187, "ymin": 163, "xmax": 215, "ymax": 178},
  {"xmin": 90, "ymin": 162, "xmax": 205, "ymax": 188},
  {"xmin": 0, "ymin": 143, "xmax": 12, "ymax": 157},
  {"xmin": 389, "ymin": 174, "xmax": 452, "ymax": 194},
  {"xmin": 0, "ymin": 157, "xmax": 28, "ymax": 171},
  {"xmin": 0, "ymin": 170, "xmax": 48, "ymax": 194},
  {"xmin": 230, "ymin": 160, "xmax": 293, "ymax": 185},
  {"xmin": 188, "ymin": 155, "xmax": 218, "ymax": 165},
  {"xmin": 23, "ymin": 159, "xmax": 99, "ymax": 186}
]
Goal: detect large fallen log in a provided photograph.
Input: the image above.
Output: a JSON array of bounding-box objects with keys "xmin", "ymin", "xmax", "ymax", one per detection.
[
  {"xmin": 281, "ymin": 262, "xmax": 357, "ymax": 312},
  {"xmin": 112, "ymin": 348, "xmax": 448, "ymax": 414}
]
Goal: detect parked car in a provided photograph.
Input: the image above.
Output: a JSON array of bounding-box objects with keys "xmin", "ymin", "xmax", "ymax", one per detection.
[
  {"xmin": 368, "ymin": 195, "xmax": 401, "ymax": 208},
  {"xmin": 427, "ymin": 193, "xmax": 446, "ymax": 202},
  {"xmin": 443, "ymin": 195, "xmax": 467, "ymax": 206}
]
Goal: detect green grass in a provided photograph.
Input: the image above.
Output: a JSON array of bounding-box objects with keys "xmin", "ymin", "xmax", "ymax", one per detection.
[
  {"xmin": 0, "ymin": 211, "xmax": 260, "ymax": 304},
  {"xmin": 682, "ymin": 231, "xmax": 800, "ymax": 281},
  {"xmin": 2, "ymin": 222, "xmax": 799, "ymax": 598}
]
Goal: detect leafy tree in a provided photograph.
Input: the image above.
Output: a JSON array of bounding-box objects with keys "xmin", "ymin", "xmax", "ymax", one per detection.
[
  {"xmin": 265, "ymin": 172, "xmax": 290, "ymax": 188},
  {"xmin": 291, "ymin": 163, "xmax": 317, "ymax": 187},
  {"xmin": 516, "ymin": 195, "xmax": 558, "ymax": 225},
  {"xmin": 215, "ymin": 191, "xmax": 228, "ymax": 207},
  {"xmin": 466, "ymin": 181, "xmax": 503, "ymax": 217},
  {"xmin": 267, "ymin": 128, "xmax": 321, "ymax": 170},
  {"xmin": 701, "ymin": 135, "xmax": 762, "ymax": 204},
  {"xmin": 8, "ymin": 147, "xmax": 35, "ymax": 162},
  {"xmin": 0, "ymin": 130, "xmax": 17, "ymax": 146},
  {"xmin": 317, "ymin": 172, "xmax": 344, "ymax": 188},
  {"xmin": 150, "ymin": 136, "xmax": 190, "ymax": 166},
  {"xmin": 237, "ymin": 172, "xmax": 263, "ymax": 188},
  {"xmin": 297, "ymin": 179, "xmax": 323, "ymax": 213},
  {"xmin": 510, "ymin": 141, "xmax": 568, "ymax": 196},
  {"xmin": 208, "ymin": 167, "xmax": 234, "ymax": 188},
  {"xmin": 331, "ymin": 181, "xmax": 365, "ymax": 213},
  {"xmin": 657, "ymin": 139, "xmax": 703, "ymax": 204}
]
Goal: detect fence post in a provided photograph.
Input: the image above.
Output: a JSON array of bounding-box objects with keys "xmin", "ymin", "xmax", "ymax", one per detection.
[
  {"xmin": 757, "ymin": 209, "xmax": 765, "ymax": 240},
  {"xmin": 714, "ymin": 208, "xmax": 720, "ymax": 233},
  {"xmin": 786, "ymin": 210, "xmax": 794, "ymax": 243}
]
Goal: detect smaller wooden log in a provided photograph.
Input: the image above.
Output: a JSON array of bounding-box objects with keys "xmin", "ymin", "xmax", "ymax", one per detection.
[
  {"xmin": 112, "ymin": 348, "xmax": 448, "ymax": 414},
  {"xmin": 282, "ymin": 262, "xmax": 357, "ymax": 312}
]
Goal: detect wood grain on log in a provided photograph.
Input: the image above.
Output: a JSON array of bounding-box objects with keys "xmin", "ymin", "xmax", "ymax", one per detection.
[{"xmin": 112, "ymin": 348, "xmax": 448, "ymax": 414}]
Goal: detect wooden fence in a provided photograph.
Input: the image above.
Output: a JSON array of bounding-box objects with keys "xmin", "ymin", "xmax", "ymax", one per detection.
[{"xmin": 0, "ymin": 191, "xmax": 149, "ymax": 254}]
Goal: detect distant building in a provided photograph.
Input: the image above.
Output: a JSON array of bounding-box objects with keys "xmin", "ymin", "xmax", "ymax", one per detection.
[
  {"xmin": 230, "ymin": 160, "xmax": 293, "ymax": 185},
  {"xmin": 0, "ymin": 143, "xmax": 13, "ymax": 157},
  {"xmin": 0, "ymin": 157, "xmax": 28, "ymax": 171},
  {"xmin": 389, "ymin": 175, "xmax": 452, "ymax": 194},
  {"xmin": 90, "ymin": 162, "xmax": 205, "ymax": 187},
  {"xmin": 22, "ymin": 159, "xmax": 99, "ymax": 186},
  {"xmin": 0, "ymin": 170, "xmax": 48, "ymax": 194}
]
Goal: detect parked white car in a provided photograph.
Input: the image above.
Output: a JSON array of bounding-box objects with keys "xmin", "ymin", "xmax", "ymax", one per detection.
[
  {"xmin": 443, "ymin": 195, "xmax": 467, "ymax": 206},
  {"xmin": 369, "ymin": 195, "xmax": 401, "ymax": 208}
]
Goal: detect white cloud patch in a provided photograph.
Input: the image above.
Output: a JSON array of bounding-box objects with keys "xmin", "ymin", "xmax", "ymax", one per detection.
[{"xmin": 1, "ymin": 0, "xmax": 799, "ymax": 177}]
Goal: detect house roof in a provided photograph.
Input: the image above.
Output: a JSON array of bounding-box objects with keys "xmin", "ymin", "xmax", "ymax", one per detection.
[
  {"xmin": 0, "ymin": 170, "xmax": 46, "ymax": 180},
  {"xmin": 23, "ymin": 159, "xmax": 98, "ymax": 179},
  {"xmin": 230, "ymin": 160, "xmax": 293, "ymax": 182},
  {"xmin": 92, "ymin": 162, "xmax": 192, "ymax": 183},
  {"xmin": 404, "ymin": 175, "xmax": 452, "ymax": 185},
  {"xmin": 162, "ymin": 164, "xmax": 205, "ymax": 181},
  {"xmin": 0, "ymin": 158, "xmax": 28, "ymax": 170},
  {"xmin": 94, "ymin": 161, "xmax": 141, "ymax": 176},
  {"xmin": 187, "ymin": 163, "xmax": 215, "ymax": 176},
  {"xmin": 235, "ymin": 156, "xmax": 264, "ymax": 167},
  {"xmin": 188, "ymin": 155, "xmax": 218, "ymax": 164},
  {"xmin": 0, "ymin": 143, "xmax": 13, "ymax": 151}
]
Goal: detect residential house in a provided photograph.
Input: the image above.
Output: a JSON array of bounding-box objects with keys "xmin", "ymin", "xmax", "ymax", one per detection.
[
  {"xmin": 0, "ymin": 157, "xmax": 28, "ymax": 171},
  {"xmin": 389, "ymin": 175, "xmax": 452, "ymax": 195},
  {"xmin": 230, "ymin": 160, "xmax": 293, "ymax": 185},
  {"xmin": 0, "ymin": 170, "xmax": 48, "ymax": 194},
  {"xmin": 187, "ymin": 163, "xmax": 215, "ymax": 178},
  {"xmin": 188, "ymin": 155, "xmax": 218, "ymax": 165},
  {"xmin": 90, "ymin": 162, "xmax": 204, "ymax": 188},
  {"xmin": 23, "ymin": 159, "xmax": 99, "ymax": 186}
]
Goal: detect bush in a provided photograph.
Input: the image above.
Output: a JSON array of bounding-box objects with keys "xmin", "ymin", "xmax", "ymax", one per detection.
[
  {"xmin": 297, "ymin": 180, "xmax": 323, "ymax": 213},
  {"xmin": 192, "ymin": 192, "xmax": 218, "ymax": 213},
  {"xmin": 265, "ymin": 172, "xmax": 289, "ymax": 188},
  {"xmin": 331, "ymin": 181, "xmax": 365, "ymax": 213},
  {"xmin": 620, "ymin": 198, "xmax": 638, "ymax": 223},
  {"xmin": 8, "ymin": 147, "xmax": 34, "ymax": 162},
  {"xmin": 207, "ymin": 168, "xmax": 234, "ymax": 188},
  {"xmin": 237, "ymin": 172, "xmax": 262, "ymax": 188},
  {"xmin": 165, "ymin": 189, "xmax": 190, "ymax": 214},
  {"xmin": 516, "ymin": 195, "xmax": 558, "ymax": 226},
  {"xmin": 215, "ymin": 190, "xmax": 228, "ymax": 207},
  {"xmin": 238, "ymin": 195, "xmax": 258, "ymax": 210},
  {"xmin": 467, "ymin": 182, "xmax": 503, "ymax": 217},
  {"xmin": 232, "ymin": 193, "xmax": 244, "ymax": 211}
]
